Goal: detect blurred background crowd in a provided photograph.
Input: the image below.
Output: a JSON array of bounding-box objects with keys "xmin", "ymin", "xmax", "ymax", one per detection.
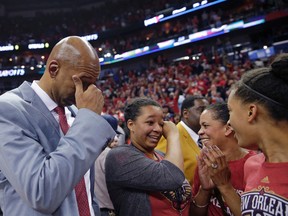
[{"xmin": 0, "ymin": 0, "xmax": 288, "ymax": 123}]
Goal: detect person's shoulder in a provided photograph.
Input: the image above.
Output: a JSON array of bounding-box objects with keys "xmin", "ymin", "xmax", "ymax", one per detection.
[
  {"xmin": 246, "ymin": 150, "xmax": 258, "ymax": 158},
  {"xmin": 0, "ymin": 83, "xmax": 31, "ymax": 107},
  {"xmin": 176, "ymin": 122, "xmax": 186, "ymax": 134},
  {"xmin": 105, "ymin": 145, "xmax": 141, "ymax": 169},
  {"xmin": 112, "ymin": 144, "xmax": 131, "ymax": 150},
  {"xmin": 0, "ymin": 90, "xmax": 17, "ymax": 102},
  {"xmin": 176, "ymin": 122, "xmax": 183, "ymax": 129},
  {"xmin": 0, "ymin": 91, "xmax": 25, "ymax": 113},
  {"xmin": 155, "ymin": 149, "xmax": 165, "ymax": 157},
  {"xmin": 107, "ymin": 144, "xmax": 133, "ymax": 156},
  {"xmin": 245, "ymin": 152, "xmax": 264, "ymax": 168}
]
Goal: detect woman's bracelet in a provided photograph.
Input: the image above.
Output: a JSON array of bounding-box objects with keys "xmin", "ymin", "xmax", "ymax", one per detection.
[{"xmin": 191, "ymin": 198, "xmax": 209, "ymax": 208}]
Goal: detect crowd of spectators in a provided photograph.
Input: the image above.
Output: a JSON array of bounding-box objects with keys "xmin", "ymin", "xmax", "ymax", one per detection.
[
  {"xmin": 1, "ymin": 0, "xmax": 286, "ymax": 70},
  {"xmin": 0, "ymin": 0, "xmax": 279, "ymax": 45},
  {"xmin": 98, "ymin": 51, "xmax": 273, "ymax": 125},
  {"xmin": 93, "ymin": 0, "xmax": 280, "ymax": 56},
  {"xmin": 0, "ymin": 0, "xmax": 286, "ymax": 121},
  {"xmin": 0, "ymin": 0, "xmax": 186, "ymax": 45}
]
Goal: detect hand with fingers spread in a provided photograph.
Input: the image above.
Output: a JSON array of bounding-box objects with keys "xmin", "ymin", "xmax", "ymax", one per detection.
[
  {"xmin": 73, "ymin": 75, "xmax": 104, "ymax": 114},
  {"xmin": 190, "ymin": 149, "xmax": 213, "ymax": 216},
  {"xmin": 202, "ymin": 145, "xmax": 231, "ymax": 188}
]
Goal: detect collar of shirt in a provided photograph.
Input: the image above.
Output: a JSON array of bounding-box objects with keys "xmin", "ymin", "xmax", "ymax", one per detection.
[
  {"xmin": 31, "ymin": 80, "xmax": 57, "ymax": 112},
  {"xmin": 179, "ymin": 120, "xmax": 199, "ymax": 144},
  {"xmin": 31, "ymin": 81, "xmax": 75, "ymax": 125}
]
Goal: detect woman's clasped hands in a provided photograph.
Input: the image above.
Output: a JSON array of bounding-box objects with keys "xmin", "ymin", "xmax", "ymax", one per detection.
[{"xmin": 197, "ymin": 145, "xmax": 231, "ymax": 190}]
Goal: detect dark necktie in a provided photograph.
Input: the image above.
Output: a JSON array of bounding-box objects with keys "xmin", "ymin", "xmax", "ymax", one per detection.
[
  {"xmin": 54, "ymin": 107, "xmax": 91, "ymax": 216},
  {"xmin": 197, "ymin": 138, "xmax": 203, "ymax": 149}
]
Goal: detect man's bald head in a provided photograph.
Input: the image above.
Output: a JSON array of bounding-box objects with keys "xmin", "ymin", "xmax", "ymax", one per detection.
[
  {"xmin": 47, "ymin": 36, "xmax": 98, "ymax": 67},
  {"xmin": 39, "ymin": 36, "xmax": 101, "ymax": 106}
]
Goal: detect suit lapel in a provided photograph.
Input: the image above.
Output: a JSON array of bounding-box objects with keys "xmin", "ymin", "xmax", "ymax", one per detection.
[
  {"xmin": 177, "ymin": 123, "xmax": 197, "ymax": 146},
  {"xmin": 17, "ymin": 82, "xmax": 63, "ymax": 152},
  {"xmin": 177, "ymin": 123, "xmax": 189, "ymax": 139},
  {"xmin": 19, "ymin": 81, "xmax": 59, "ymax": 131}
]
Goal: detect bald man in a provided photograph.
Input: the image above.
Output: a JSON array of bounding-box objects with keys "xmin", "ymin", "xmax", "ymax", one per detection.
[{"xmin": 0, "ymin": 36, "xmax": 116, "ymax": 215}]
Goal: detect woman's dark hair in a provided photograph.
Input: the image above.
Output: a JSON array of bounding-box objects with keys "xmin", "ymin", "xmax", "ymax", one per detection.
[
  {"xmin": 232, "ymin": 53, "xmax": 288, "ymax": 121},
  {"xmin": 204, "ymin": 102, "xmax": 229, "ymax": 125},
  {"xmin": 124, "ymin": 97, "xmax": 161, "ymax": 124}
]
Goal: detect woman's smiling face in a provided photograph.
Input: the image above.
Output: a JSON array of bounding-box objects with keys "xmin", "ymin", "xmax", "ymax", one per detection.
[
  {"xmin": 128, "ymin": 105, "xmax": 164, "ymax": 153},
  {"xmin": 198, "ymin": 109, "xmax": 227, "ymax": 148}
]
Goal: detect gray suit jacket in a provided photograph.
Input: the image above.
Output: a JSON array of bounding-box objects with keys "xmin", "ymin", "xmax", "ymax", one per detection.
[{"xmin": 0, "ymin": 81, "xmax": 116, "ymax": 215}]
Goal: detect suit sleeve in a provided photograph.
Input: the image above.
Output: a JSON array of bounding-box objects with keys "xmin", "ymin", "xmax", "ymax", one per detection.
[{"xmin": 0, "ymin": 101, "xmax": 116, "ymax": 214}]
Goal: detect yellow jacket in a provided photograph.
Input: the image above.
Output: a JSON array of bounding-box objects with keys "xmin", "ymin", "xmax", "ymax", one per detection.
[{"xmin": 156, "ymin": 122, "xmax": 200, "ymax": 186}]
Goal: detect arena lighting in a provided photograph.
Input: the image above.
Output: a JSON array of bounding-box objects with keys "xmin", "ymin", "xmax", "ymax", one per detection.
[
  {"xmin": 101, "ymin": 17, "xmax": 266, "ymax": 65},
  {"xmin": 104, "ymin": 53, "xmax": 112, "ymax": 58},
  {"xmin": 28, "ymin": 43, "xmax": 45, "ymax": 49},
  {"xmin": 144, "ymin": 0, "xmax": 226, "ymax": 26},
  {"xmin": 157, "ymin": 39, "xmax": 175, "ymax": 49},
  {"xmin": 173, "ymin": 56, "xmax": 190, "ymax": 61},
  {"xmin": 248, "ymin": 46, "xmax": 275, "ymax": 60},
  {"xmin": 144, "ymin": 14, "xmax": 164, "ymax": 26},
  {"xmin": 0, "ymin": 69, "xmax": 25, "ymax": 77},
  {"xmin": 114, "ymin": 54, "xmax": 122, "ymax": 59},
  {"xmin": 172, "ymin": 7, "xmax": 187, "ymax": 15},
  {"xmin": 81, "ymin": 34, "xmax": 98, "ymax": 41},
  {"xmin": 0, "ymin": 14, "xmax": 268, "ymax": 70},
  {"xmin": 224, "ymin": 20, "xmax": 244, "ymax": 31},
  {"xmin": 243, "ymin": 18, "xmax": 265, "ymax": 28},
  {"xmin": 0, "ymin": 45, "xmax": 14, "ymax": 51}
]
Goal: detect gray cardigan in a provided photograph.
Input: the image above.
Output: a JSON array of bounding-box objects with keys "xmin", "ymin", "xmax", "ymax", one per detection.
[{"xmin": 105, "ymin": 144, "xmax": 185, "ymax": 216}]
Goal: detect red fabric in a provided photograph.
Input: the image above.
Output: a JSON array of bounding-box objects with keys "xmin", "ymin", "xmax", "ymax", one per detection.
[
  {"xmin": 54, "ymin": 107, "xmax": 91, "ymax": 216},
  {"xmin": 192, "ymin": 151, "xmax": 256, "ymax": 216},
  {"xmin": 54, "ymin": 107, "xmax": 69, "ymax": 134},
  {"xmin": 244, "ymin": 153, "xmax": 288, "ymax": 197},
  {"xmin": 241, "ymin": 153, "xmax": 288, "ymax": 214},
  {"xmin": 149, "ymin": 152, "xmax": 191, "ymax": 216}
]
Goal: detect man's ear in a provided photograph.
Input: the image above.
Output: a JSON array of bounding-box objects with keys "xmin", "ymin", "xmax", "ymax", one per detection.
[
  {"xmin": 182, "ymin": 108, "xmax": 188, "ymax": 119},
  {"xmin": 48, "ymin": 60, "xmax": 59, "ymax": 78}
]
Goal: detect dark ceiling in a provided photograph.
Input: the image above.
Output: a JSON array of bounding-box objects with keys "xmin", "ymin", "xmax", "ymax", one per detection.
[
  {"xmin": 0, "ymin": 0, "xmax": 105, "ymax": 12},
  {"xmin": 1, "ymin": 0, "xmax": 103, "ymax": 5}
]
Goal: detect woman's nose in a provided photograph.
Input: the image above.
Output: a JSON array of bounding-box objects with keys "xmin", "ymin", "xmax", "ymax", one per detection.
[{"xmin": 154, "ymin": 124, "xmax": 162, "ymax": 132}]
